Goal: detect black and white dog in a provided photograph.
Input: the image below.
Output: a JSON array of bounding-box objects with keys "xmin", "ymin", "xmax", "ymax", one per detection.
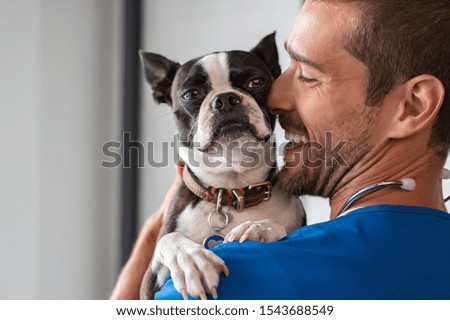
[{"xmin": 139, "ymin": 33, "xmax": 305, "ymax": 300}]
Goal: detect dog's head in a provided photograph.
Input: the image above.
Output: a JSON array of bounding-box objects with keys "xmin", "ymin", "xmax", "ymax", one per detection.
[{"xmin": 140, "ymin": 33, "xmax": 280, "ymax": 153}]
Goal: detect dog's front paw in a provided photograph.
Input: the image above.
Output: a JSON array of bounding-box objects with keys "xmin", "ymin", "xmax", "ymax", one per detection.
[
  {"xmin": 224, "ymin": 219, "xmax": 287, "ymax": 243},
  {"xmin": 153, "ymin": 232, "xmax": 229, "ymax": 300}
]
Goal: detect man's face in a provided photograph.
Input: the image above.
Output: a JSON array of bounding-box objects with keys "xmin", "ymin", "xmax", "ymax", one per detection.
[{"xmin": 269, "ymin": 0, "xmax": 381, "ymax": 197}]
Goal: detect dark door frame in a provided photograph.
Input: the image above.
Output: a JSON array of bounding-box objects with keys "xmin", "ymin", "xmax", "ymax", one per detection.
[{"xmin": 120, "ymin": 0, "xmax": 142, "ymax": 268}]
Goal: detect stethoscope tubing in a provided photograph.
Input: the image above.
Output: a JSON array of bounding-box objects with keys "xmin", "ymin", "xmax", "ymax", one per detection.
[
  {"xmin": 337, "ymin": 169, "xmax": 450, "ymax": 217},
  {"xmin": 337, "ymin": 181, "xmax": 405, "ymax": 216}
]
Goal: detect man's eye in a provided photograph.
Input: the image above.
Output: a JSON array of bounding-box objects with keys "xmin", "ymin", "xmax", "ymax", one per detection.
[
  {"xmin": 182, "ymin": 90, "xmax": 200, "ymax": 100},
  {"xmin": 247, "ymin": 77, "xmax": 266, "ymax": 89},
  {"xmin": 298, "ymin": 75, "xmax": 317, "ymax": 84}
]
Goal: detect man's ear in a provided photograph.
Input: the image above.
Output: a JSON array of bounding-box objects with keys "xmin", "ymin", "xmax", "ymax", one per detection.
[
  {"xmin": 388, "ymin": 75, "xmax": 445, "ymax": 139},
  {"xmin": 250, "ymin": 32, "xmax": 281, "ymax": 79},
  {"xmin": 139, "ymin": 51, "xmax": 181, "ymax": 106}
]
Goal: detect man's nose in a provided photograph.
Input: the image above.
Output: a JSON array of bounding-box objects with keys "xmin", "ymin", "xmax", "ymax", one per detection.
[{"xmin": 268, "ymin": 69, "xmax": 296, "ymax": 116}]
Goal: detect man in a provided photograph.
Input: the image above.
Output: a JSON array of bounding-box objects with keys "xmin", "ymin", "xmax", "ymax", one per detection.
[{"xmin": 112, "ymin": 0, "xmax": 450, "ymax": 299}]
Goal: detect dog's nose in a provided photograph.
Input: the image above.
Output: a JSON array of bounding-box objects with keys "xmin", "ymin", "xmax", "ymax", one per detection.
[{"xmin": 211, "ymin": 92, "xmax": 241, "ymax": 112}]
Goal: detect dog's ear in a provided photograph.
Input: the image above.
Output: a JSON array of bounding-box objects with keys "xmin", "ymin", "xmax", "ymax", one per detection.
[
  {"xmin": 139, "ymin": 51, "xmax": 181, "ymax": 106},
  {"xmin": 250, "ymin": 32, "xmax": 281, "ymax": 79}
]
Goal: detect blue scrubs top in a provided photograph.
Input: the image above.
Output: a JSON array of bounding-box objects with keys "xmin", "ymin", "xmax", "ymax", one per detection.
[{"xmin": 155, "ymin": 205, "xmax": 450, "ymax": 299}]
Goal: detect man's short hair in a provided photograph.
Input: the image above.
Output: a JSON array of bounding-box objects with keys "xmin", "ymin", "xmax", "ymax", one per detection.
[{"xmin": 316, "ymin": 0, "xmax": 450, "ymax": 157}]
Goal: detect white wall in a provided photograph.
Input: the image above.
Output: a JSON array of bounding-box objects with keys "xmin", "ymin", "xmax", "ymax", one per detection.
[
  {"xmin": 0, "ymin": 0, "xmax": 121, "ymax": 299},
  {"xmin": 1, "ymin": 0, "xmax": 40, "ymax": 300}
]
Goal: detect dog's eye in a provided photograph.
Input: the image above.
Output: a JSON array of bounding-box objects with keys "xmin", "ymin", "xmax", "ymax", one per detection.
[
  {"xmin": 247, "ymin": 77, "xmax": 265, "ymax": 89},
  {"xmin": 182, "ymin": 90, "xmax": 200, "ymax": 100}
]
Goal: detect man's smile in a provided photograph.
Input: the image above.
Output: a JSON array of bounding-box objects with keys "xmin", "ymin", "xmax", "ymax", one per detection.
[{"xmin": 285, "ymin": 131, "xmax": 309, "ymax": 148}]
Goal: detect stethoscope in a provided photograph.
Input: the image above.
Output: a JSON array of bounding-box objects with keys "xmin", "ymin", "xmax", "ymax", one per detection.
[{"xmin": 337, "ymin": 168, "xmax": 450, "ymax": 217}]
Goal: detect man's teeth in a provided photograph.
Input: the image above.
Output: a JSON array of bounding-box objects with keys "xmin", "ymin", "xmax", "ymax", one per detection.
[{"xmin": 285, "ymin": 132, "xmax": 308, "ymax": 144}]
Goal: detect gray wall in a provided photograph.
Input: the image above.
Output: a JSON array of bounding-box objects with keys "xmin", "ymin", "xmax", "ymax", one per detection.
[{"xmin": 0, "ymin": 0, "xmax": 121, "ymax": 299}]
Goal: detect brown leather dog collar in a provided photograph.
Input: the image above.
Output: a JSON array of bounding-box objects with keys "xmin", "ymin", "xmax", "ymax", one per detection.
[{"xmin": 179, "ymin": 161, "xmax": 275, "ymax": 212}]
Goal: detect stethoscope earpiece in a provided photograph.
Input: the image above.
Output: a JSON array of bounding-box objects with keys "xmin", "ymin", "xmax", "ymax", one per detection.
[
  {"xmin": 400, "ymin": 178, "xmax": 416, "ymax": 191},
  {"xmin": 440, "ymin": 168, "xmax": 450, "ymax": 180},
  {"xmin": 442, "ymin": 168, "xmax": 450, "ymax": 203}
]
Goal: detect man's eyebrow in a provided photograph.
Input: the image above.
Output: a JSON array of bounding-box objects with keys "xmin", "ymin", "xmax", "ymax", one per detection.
[{"xmin": 284, "ymin": 41, "xmax": 325, "ymax": 73}]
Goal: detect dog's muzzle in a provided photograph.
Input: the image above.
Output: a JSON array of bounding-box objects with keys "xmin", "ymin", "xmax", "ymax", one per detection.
[{"xmin": 210, "ymin": 92, "xmax": 242, "ymax": 113}]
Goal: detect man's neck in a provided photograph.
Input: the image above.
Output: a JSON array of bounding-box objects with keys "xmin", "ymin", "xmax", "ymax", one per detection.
[{"xmin": 329, "ymin": 141, "xmax": 447, "ymax": 219}]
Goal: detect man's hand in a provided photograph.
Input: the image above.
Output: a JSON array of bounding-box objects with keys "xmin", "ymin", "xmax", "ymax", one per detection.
[{"xmin": 110, "ymin": 163, "xmax": 183, "ymax": 300}]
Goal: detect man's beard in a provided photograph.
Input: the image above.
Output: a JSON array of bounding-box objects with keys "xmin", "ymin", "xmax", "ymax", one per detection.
[
  {"xmin": 277, "ymin": 105, "xmax": 379, "ymax": 198},
  {"xmin": 277, "ymin": 137, "xmax": 371, "ymax": 197}
]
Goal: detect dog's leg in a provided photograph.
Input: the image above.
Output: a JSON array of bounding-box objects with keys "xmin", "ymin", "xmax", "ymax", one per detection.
[
  {"xmin": 140, "ymin": 183, "xmax": 200, "ymax": 299},
  {"xmin": 150, "ymin": 232, "xmax": 229, "ymax": 300},
  {"xmin": 140, "ymin": 261, "xmax": 170, "ymax": 300},
  {"xmin": 223, "ymin": 218, "xmax": 287, "ymax": 243}
]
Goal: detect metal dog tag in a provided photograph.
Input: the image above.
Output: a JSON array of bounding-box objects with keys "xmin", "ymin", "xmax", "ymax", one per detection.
[{"xmin": 203, "ymin": 234, "xmax": 225, "ymax": 249}]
